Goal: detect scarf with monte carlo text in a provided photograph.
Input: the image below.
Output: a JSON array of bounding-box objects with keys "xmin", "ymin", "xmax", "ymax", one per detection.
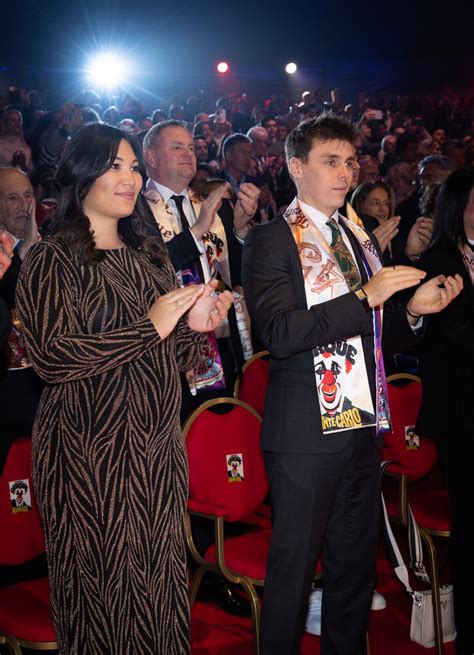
[
  {"xmin": 284, "ymin": 197, "xmax": 391, "ymax": 435},
  {"xmin": 144, "ymin": 182, "xmax": 253, "ymax": 393},
  {"xmin": 459, "ymin": 242, "xmax": 474, "ymax": 285}
]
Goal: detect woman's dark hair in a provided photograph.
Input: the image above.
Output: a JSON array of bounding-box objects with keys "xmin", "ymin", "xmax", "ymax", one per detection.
[
  {"xmin": 350, "ymin": 181, "xmax": 395, "ymax": 219},
  {"xmin": 49, "ymin": 122, "xmax": 165, "ymax": 264},
  {"xmin": 431, "ymin": 168, "xmax": 474, "ymax": 247}
]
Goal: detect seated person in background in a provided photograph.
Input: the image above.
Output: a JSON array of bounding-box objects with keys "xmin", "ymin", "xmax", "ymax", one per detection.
[
  {"xmin": 442, "ymin": 139, "xmax": 467, "ymax": 170},
  {"xmin": 193, "ymin": 120, "xmax": 218, "ymax": 162},
  {"xmin": 219, "ymin": 133, "xmax": 256, "ymax": 194},
  {"xmin": 350, "ymin": 181, "xmax": 432, "ymax": 266},
  {"xmin": 358, "ymin": 154, "xmax": 380, "ymax": 184},
  {"xmin": 0, "ymin": 167, "xmax": 43, "ymax": 474},
  {"xmin": 0, "ymin": 109, "xmax": 33, "ymax": 173}
]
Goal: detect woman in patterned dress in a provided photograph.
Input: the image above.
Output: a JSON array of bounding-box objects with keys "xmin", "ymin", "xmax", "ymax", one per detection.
[{"xmin": 16, "ymin": 123, "xmax": 233, "ymax": 654}]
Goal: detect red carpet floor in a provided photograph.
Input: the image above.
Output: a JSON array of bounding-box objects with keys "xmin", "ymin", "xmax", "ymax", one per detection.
[{"xmin": 190, "ymin": 554, "xmax": 456, "ymax": 655}]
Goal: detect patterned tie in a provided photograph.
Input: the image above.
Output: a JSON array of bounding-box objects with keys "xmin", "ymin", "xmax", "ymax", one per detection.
[
  {"xmin": 326, "ymin": 217, "xmax": 361, "ymax": 291},
  {"xmin": 170, "ymin": 194, "xmax": 205, "ymax": 282}
]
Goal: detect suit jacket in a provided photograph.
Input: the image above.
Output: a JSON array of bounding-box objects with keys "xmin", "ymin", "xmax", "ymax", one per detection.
[
  {"xmin": 416, "ymin": 241, "xmax": 474, "ymax": 436},
  {"xmin": 144, "ymin": 181, "xmax": 243, "ymax": 287},
  {"xmin": 145, "ymin": 182, "xmax": 246, "ymax": 372},
  {"xmin": 242, "ymin": 213, "xmax": 419, "ymax": 455}
]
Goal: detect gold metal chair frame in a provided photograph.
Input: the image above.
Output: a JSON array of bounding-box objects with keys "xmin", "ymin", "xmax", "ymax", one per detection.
[
  {"xmin": 233, "ymin": 350, "xmax": 269, "ymax": 399},
  {"xmin": 0, "ymin": 632, "xmax": 57, "ymax": 654},
  {"xmin": 184, "ymin": 397, "xmax": 264, "ymax": 654},
  {"xmin": 385, "ymin": 373, "xmax": 451, "ymax": 655}
]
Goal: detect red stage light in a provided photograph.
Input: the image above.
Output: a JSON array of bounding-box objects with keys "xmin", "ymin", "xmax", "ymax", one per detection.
[{"xmin": 217, "ymin": 61, "xmax": 229, "ymax": 74}]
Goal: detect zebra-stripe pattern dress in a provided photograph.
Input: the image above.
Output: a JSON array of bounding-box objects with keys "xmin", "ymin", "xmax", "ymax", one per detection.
[{"xmin": 16, "ymin": 236, "xmax": 205, "ymax": 654}]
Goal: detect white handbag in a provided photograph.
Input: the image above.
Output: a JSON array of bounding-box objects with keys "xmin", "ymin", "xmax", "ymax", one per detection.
[
  {"xmin": 380, "ymin": 462, "xmax": 456, "ymax": 648},
  {"xmin": 410, "ymin": 585, "xmax": 456, "ymax": 648}
]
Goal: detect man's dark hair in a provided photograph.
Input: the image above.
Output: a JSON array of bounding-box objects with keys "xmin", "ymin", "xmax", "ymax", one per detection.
[
  {"xmin": 222, "ymin": 133, "xmax": 251, "ymax": 161},
  {"xmin": 285, "ymin": 113, "xmax": 359, "ymax": 164},
  {"xmin": 431, "ymin": 168, "xmax": 474, "ymax": 248},
  {"xmin": 261, "ymin": 114, "xmax": 277, "ymax": 128},
  {"xmin": 143, "ymin": 119, "xmax": 186, "ymax": 152}
]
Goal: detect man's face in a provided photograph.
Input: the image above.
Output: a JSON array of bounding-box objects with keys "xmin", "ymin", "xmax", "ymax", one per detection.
[
  {"xmin": 419, "ymin": 163, "xmax": 449, "ymax": 190},
  {"xmin": 146, "ymin": 126, "xmax": 196, "ymax": 189},
  {"xmin": 358, "ymin": 158, "xmax": 379, "ymax": 184},
  {"xmin": 0, "ymin": 170, "xmax": 34, "ymax": 239},
  {"xmin": 291, "ymin": 139, "xmax": 356, "ymax": 216},
  {"xmin": 251, "ymin": 130, "xmax": 269, "ymax": 157},
  {"xmin": 277, "ymin": 124, "xmax": 289, "ymax": 142},
  {"xmin": 264, "ymin": 120, "xmax": 277, "ymax": 139},
  {"xmin": 432, "ymin": 129, "xmax": 446, "ymax": 145},
  {"xmin": 226, "ymin": 141, "xmax": 252, "ymax": 176},
  {"xmin": 194, "ymin": 138, "xmax": 208, "ymax": 162},
  {"xmin": 200, "ymin": 122, "xmax": 213, "ymax": 143}
]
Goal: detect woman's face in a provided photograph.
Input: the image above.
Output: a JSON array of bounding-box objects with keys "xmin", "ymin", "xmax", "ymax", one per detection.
[
  {"xmin": 5, "ymin": 111, "xmax": 22, "ymax": 136},
  {"xmin": 82, "ymin": 139, "xmax": 142, "ymax": 223},
  {"xmin": 464, "ymin": 187, "xmax": 474, "ymax": 240},
  {"xmin": 361, "ymin": 187, "xmax": 390, "ymax": 223}
]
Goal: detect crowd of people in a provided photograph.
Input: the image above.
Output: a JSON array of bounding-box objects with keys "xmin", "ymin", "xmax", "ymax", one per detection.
[{"xmin": 0, "ymin": 81, "xmax": 473, "ymax": 655}]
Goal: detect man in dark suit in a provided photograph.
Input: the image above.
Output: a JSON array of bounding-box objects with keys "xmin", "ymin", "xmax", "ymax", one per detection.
[
  {"xmin": 242, "ymin": 114, "xmax": 463, "ymax": 655},
  {"xmin": 142, "ymin": 120, "xmax": 260, "ymax": 421}
]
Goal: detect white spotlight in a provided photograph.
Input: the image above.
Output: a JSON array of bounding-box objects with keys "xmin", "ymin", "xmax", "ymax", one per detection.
[
  {"xmin": 87, "ymin": 53, "xmax": 129, "ymax": 88},
  {"xmin": 285, "ymin": 62, "xmax": 297, "ymax": 75}
]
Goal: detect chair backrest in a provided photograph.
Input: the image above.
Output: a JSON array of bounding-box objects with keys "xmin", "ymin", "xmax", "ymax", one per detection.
[
  {"xmin": 184, "ymin": 398, "xmax": 268, "ymax": 522},
  {"xmin": 0, "ymin": 438, "xmax": 46, "ymax": 564},
  {"xmin": 234, "ymin": 351, "xmax": 269, "ymax": 418},
  {"xmin": 382, "ymin": 374, "xmax": 438, "ymax": 481}
]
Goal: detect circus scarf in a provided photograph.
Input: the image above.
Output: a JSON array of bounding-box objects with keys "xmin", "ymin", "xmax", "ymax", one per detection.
[
  {"xmin": 144, "ymin": 182, "xmax": 253, "ymax": 392},
  {"xmin": 459, "ymin": 242, "xmax": 474, "ymax": 285},
  {"xmin": 284, "ymin": 197, "xmax": 391, "ymax": 435}
]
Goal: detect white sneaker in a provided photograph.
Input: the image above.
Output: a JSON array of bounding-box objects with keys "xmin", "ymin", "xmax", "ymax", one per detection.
[
  {"xmin": 305, "ymin": 587, "xmax": 322, "ymax": 635},
  {"xmin": 305, "ymin": 587, "xmax": 386, "ymax": 635},
  {"xmin": 371, "ymin": 590, "xmax": 387, "ymax": 610}
]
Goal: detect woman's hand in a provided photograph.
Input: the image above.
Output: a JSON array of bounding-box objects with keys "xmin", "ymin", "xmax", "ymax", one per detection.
[
  {"xmin": 405, "ymin": 217, "xmax": 434, "ymax": 260},
  {"xmin": 372, "ymin": 215, "xmax": 400, "ymax": 252},
  {"xmin": 187, "ymin": 279, "xmax": 234, "ymax": 332},
  {"xmin": 148, "ymin": 286, "xmax": 205, "ymax": 339}
]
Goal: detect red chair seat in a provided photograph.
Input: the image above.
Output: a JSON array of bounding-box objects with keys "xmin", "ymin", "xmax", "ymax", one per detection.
[
  {"xmin": 204, "ymin": 530, "xmax": 323, "ymax": 581},
  {"xmin": 205, "ymin": 529, "xmax": 272, "ymax": 580},
  {"xmin": 0, "ymin": 576, "xmax": 56, "ymax": 642},
  {"xmin": 410, "ymin": 490, "xmax": 451, "ymax": 532}
]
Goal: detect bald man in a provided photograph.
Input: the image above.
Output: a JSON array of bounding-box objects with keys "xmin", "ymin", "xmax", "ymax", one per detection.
[{"xmin": 0, "ymin": 167, "xmax": 43, "ymax": 475}]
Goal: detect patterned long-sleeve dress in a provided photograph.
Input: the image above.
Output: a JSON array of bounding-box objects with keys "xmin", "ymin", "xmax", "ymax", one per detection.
[{"xmin": 16, "ymin": 236, "xmax": 205, "ymax": 654}]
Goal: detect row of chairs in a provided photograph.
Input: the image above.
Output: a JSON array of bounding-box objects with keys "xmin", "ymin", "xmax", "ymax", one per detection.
[{"xmin": 0, "ymin": 354, "xmax": 452, "ymax": 655}]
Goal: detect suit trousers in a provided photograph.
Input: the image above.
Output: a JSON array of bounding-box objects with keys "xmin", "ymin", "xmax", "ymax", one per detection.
[{"xmin": 261, "ymin": 428, "xmax": 381, "ymax": 655}]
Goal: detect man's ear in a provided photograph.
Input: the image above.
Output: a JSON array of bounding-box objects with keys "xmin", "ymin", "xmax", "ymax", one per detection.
[
  {"xmin": 289, "ymin": 157, "xmax": 303, "ymax": 180},
  {"xmin": 144, "ymin": 147, "xmax": 155, "ymax": 169}
]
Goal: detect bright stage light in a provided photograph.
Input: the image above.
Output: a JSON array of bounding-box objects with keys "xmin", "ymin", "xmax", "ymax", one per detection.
[
  {"xmin": 217, "ymin": 61, "xmax": 229, "ymax": 74},
  {"xmin": 86, "ymin": 53, "xmax": 129, "ymax": 88},
  {"xmin": 285, "ymin": 62, "xmax": 297, "ymax": 75}
]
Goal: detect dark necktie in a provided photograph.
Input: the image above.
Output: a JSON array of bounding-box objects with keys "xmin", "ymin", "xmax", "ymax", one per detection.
[
  {"xmin": 326, "ymin": 217, "xmax": 361, "ymax": 291},
  {"xmin": 170, "ymin": 194, "xmax": 192, "ymax": 230},
  {"xmin": 170, "ymin": 194, "xmax": 205, "ymax": 282}
]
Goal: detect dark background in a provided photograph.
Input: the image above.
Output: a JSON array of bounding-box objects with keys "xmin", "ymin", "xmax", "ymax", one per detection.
[{"xmin": 1, "ymin": 0, "xmax": 473, "ymax": 103}]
